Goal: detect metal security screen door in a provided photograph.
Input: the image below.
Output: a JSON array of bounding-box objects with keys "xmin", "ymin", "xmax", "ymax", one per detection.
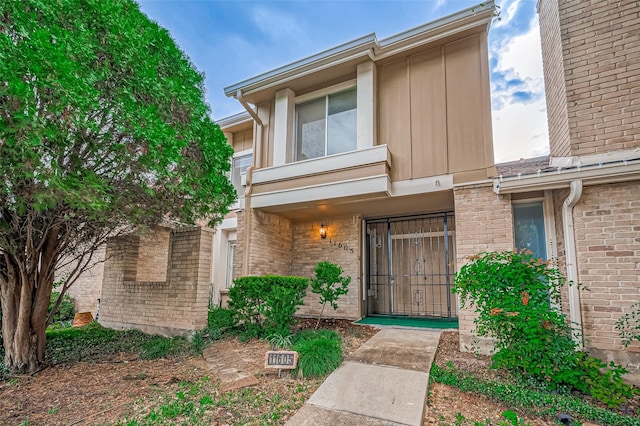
[{"xmin": 365, "ymin": 213, "xmax": 456, "ymax": 319}]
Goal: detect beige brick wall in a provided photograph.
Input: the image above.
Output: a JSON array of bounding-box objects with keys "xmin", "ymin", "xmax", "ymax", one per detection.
[
  {"xmin": 540, "ymin": 0, "xmax": 640, "ymax": 157},
  {"xmin": 233, "ymin": 211, "xmax": 361, "ymax": 319},
  {"xmin": 292, "ymin": 216, "xmax": 361, "ymax": 319},
  {"xmin": 99, "ymin": 227, "xmax": 212, "ymax": 336},
  {"xmin": 136, "ymin": 228, "xmax": 170, "ymax": 282},
  {"xmin": 62, "ymin": 245, "xmax": 105, "ymax": 316},
  {"xmin": 453, "ymin": 184, "xmax": 514, "ymax": 353},
  {"xmin": 234, "ymin": 209, "xmax": 293, "ymax": 278},
  {"xmin": 572, "ymin": 182, "xmax": 640, "ymax": 366},
  {"xmin": 538, "ymin": 0, "xmax": 571, "ymax": 158}
]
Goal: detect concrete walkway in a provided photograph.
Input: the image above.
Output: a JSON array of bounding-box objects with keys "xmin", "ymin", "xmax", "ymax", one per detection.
[{"xmin": 285, "ymin": 328, "xmax": 442, "ymax": 426}]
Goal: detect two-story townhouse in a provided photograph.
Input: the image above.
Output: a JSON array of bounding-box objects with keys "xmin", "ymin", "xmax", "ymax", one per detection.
[{"xmin": 214, "ymin": 2, "xmax": 497, "ymax": 323}]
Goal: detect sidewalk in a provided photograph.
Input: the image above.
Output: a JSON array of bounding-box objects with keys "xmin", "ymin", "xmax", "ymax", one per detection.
[{"xmin": 285, "ymin": 328, "xmax": 442, "ymax": 426}]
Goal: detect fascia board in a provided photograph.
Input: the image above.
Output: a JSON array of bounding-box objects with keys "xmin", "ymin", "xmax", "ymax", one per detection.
[
  {"xmin": 493, "ymin": 160, "xmax": 640, "ymax": 194},
  {"xmin": 223, "ymin": 34, "xmax": 377, "ymax": 97},
  {"xmin": 216, "ymin": 111, "xmax": 252, "ymax": 129},
  {"xmin": 377, "ymin": 2, "xmax": 494, "ymax": 57}
]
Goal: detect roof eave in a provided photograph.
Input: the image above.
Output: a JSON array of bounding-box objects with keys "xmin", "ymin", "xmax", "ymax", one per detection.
[{"xmin": 223, "ymin": 1, "xmax": 495, "ymax": 99}]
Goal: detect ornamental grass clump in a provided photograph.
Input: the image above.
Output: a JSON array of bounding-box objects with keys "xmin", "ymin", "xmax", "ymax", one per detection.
[{"xmin": 454, "ymin": 250, "xmax": 635, "ymax": 407}]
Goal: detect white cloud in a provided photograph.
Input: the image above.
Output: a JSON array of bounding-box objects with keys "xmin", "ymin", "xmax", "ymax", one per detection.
[
  {"xmin": 492, "ymin": 100, "xmax": 549, "ymax": 163},
  {"xmin": 493, "ymin": 0, "xmax": 522, "ymax": 28},
  {"xmin": 496, "ymin": 15, "xmax": 543, "ymax": 81}
]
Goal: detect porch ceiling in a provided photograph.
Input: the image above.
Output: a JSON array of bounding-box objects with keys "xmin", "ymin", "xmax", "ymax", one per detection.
[{"xmin": 256, "ymin": 190, "xmax": 454, "ymax": 221}]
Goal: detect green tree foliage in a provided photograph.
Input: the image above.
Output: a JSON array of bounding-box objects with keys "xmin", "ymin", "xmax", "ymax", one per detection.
[
  {"xmin": 310, "ymin": 262, "xmax": 350, "ymax": 329},
  {"xmin": 454, "ymin": 250, "xmax": 635, "ymax": 407},
  {"xmin": 0, "ymin": 0, "xmax": 235, "ymax": 373},
  {"xmin": 228, "ymin": 276, "xmax": 308, "ymax": 338}
]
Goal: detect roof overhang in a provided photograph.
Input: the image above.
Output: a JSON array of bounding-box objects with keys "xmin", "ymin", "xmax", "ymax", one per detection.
[
  {"xmin": 223, "ymin": 1, "xmax": 494, "ymax": 106},
  {"xmin": 493, "ymin": 158, "xmax": 640, "ymax": 194}
]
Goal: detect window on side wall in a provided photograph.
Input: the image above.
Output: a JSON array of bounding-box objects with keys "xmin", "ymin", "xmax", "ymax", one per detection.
[
  {"xmin": 225, "ymin": 240, "xmax": 236, "ymax": 288},
  {"xmin": 513, "ymin": 201, "xmax": 547, "ymax": 261},
  {"xmin": 295, "ymin": 87, "xmax": 357, "ymax": 161},
  {"xmin": 231, "ymin": 153, "xmax": 252, "ymax": 198}
]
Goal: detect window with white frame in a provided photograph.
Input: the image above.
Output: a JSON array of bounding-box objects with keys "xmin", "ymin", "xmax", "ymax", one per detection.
[
  {"xmin": 513, "ymin": 201, "xmax": 547, "ymax": 261},
  {"xmin": 295, "ymin": 87, "xmax": 357, "ymax": 161},
  {"xmin": 225, "ymin": 240, "xmax": 236, "ymax": 288},
  {"xmin": 231, "ymin": 153, "xmax": 252, "ymax": 198}
]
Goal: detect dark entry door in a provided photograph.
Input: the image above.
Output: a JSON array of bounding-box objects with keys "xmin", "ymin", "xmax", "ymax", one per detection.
[{"xmin": 365, "ymin": 213, "xmax": 456, "ymax": 319}]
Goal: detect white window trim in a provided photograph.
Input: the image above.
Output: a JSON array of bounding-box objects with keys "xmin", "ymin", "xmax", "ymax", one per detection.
[
  {"xmin": 294, "ymin": 81, "xmax": 358, "ymax": 163},
  {"xmin": 294, "ymin": 79, "xmax": 356, "ymax": 104}
]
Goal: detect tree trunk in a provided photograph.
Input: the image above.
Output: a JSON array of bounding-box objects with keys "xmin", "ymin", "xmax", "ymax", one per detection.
[{"xmin": 1, "ymin": 231, "xmax": 58, "ymax": 374}]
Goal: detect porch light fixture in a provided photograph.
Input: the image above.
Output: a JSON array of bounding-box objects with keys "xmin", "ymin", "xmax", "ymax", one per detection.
[{"xmin": 319, "ymin": 222, "xmax": 327, "ymax": 239}]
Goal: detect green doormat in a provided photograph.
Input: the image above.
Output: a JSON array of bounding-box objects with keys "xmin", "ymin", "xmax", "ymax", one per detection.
[{"xmin": 355, "ymin": 316, "xmax": 459, "ymax": 329}]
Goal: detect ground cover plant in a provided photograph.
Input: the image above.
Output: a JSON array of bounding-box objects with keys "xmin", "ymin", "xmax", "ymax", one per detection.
[{"xmin": 454, "ymin": 250, "xmax": 637, "ymax": 408}]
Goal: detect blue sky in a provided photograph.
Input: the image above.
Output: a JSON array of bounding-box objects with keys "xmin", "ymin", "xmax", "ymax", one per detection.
[{"xmin": 136, "ymin": 0, "xmax": 549, "ymax": 163}]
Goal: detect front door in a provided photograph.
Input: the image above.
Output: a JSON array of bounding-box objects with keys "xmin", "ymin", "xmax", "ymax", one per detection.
[{"xmin": 365, "ymin": 213, "xmax": 456, "ymax": 319}]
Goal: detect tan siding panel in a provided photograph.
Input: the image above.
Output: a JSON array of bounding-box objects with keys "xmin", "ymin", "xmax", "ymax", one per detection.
[
  {"xmin": 409, "ymin": 47, "xmax": 448, "ymax": 178},
  {"xmin": 378, "ymin": 59, "xmax": 412, "ymax": 181},
  {"xmin": 445, "ymin": 35, "xmax": 486, "ymax": 174}
]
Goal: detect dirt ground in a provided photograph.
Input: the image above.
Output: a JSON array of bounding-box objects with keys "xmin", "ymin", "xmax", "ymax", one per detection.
[{"xmin": 0, "ymin": 324, "xmax": 634, "ymax": 425}]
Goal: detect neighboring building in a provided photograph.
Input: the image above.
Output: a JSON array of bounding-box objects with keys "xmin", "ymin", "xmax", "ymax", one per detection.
[{"xmin": 474, "ymin": 0, "xmax": 640, "ymax": 381}]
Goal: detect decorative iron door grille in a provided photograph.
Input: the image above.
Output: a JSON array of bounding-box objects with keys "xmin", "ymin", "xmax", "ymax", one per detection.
[{"xmin": 365, "ymin": 213, "xmax": 456, "ymax": 319}]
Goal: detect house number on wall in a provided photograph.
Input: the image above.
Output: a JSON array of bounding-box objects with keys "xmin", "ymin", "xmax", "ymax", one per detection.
[{"xmin": 328, "ymin": 238, "xmax": 354, "ymax": 253}]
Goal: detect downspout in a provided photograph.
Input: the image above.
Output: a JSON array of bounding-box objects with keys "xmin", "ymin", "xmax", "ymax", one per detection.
[
  {"xmin": 562, "ymin": 180, "xmax": 583, "ymax": 349},
  {"xmin": 235, "ymin": 89, "xmax": 264, "ymax": 276}
]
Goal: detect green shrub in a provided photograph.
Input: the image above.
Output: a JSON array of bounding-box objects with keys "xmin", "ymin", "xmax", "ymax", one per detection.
[
  {"xmin": 208, "ymin": 306, "xmax": 235, "ymax": 330},
  {"xmin": 454, "ymin": 250, "xmax": 635, "ymax": 407},
  {"xmin": 48, "ymin": 290, "xmax": 75, "ymax": 325},
  {"xmin": 616, "ymin": 302, "xmax": 640, "ymax": 347},
  {"xmin": 291, "ymin": 329, "xmax": 342, "ymax": 378},
  {"xmin": 310, "ymin": 261, "xmax": 351, "ymax": 329},
  {"xmin": 228, "ymin": 275, "xmax": 308, "ymax": 338}
]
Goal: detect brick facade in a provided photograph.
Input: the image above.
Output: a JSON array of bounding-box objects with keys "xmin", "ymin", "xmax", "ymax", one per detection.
[
  {"xmin": 233, "ymin": 210, "xmax": 362, "ymax": 319},
  {"xmin": 63, "ymin": 245, "xmax": 105, "ymax": 316},
  {"xmin": 572, "ymin": 181, "xmax": 640, "ymax": 374},
  {"xmin": 99, "ymin": 227, "xmax": 213, "ymax": 336},
  {"xmin": 453, "ymin": 184, "xmax": 514, "ymax": 353},
  {"xmin": 539, "ymin": 0, "xmax": 640, "ymax": 157},
  {"xmin": 292, "ymin": 216, "xmax": 361, "ymax": 319}
]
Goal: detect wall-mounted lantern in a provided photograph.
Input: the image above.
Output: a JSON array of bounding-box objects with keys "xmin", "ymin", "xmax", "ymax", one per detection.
[{"xmin": 319, "ymin": 222, "xmax": 327, "ymax": 239}]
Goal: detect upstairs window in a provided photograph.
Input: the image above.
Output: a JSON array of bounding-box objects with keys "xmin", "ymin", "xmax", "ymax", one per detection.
[
  {"xmin": 231, "ymin": 153, "xmax": 252, "ymax": 198},
  {"xmin": 295, "ymin": 87, "xmax": 357, "ymax": 161}
]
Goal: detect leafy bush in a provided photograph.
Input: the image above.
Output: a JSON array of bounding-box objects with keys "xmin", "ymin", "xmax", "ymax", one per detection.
[
  {"xmin": 310, "ymin": 261, "xmax": 351, "ymax": 329},
  {"xmin": 48, "ymin": 291, "xmax": 76, "ymax": 325},
  {"xmin": 228, "ymin": 275, "xmax": 308, "ymax": 338},
  {"xmin": 616, "ymin": 302, "xmax": 640, "ymax": 347},
  {"xmin": 291, "ymin": 329, "xmax": 342, "ymax": 378},
  {"xmin": 454, "ymin": 250, "xmax": 635, "ymax": 407}
]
